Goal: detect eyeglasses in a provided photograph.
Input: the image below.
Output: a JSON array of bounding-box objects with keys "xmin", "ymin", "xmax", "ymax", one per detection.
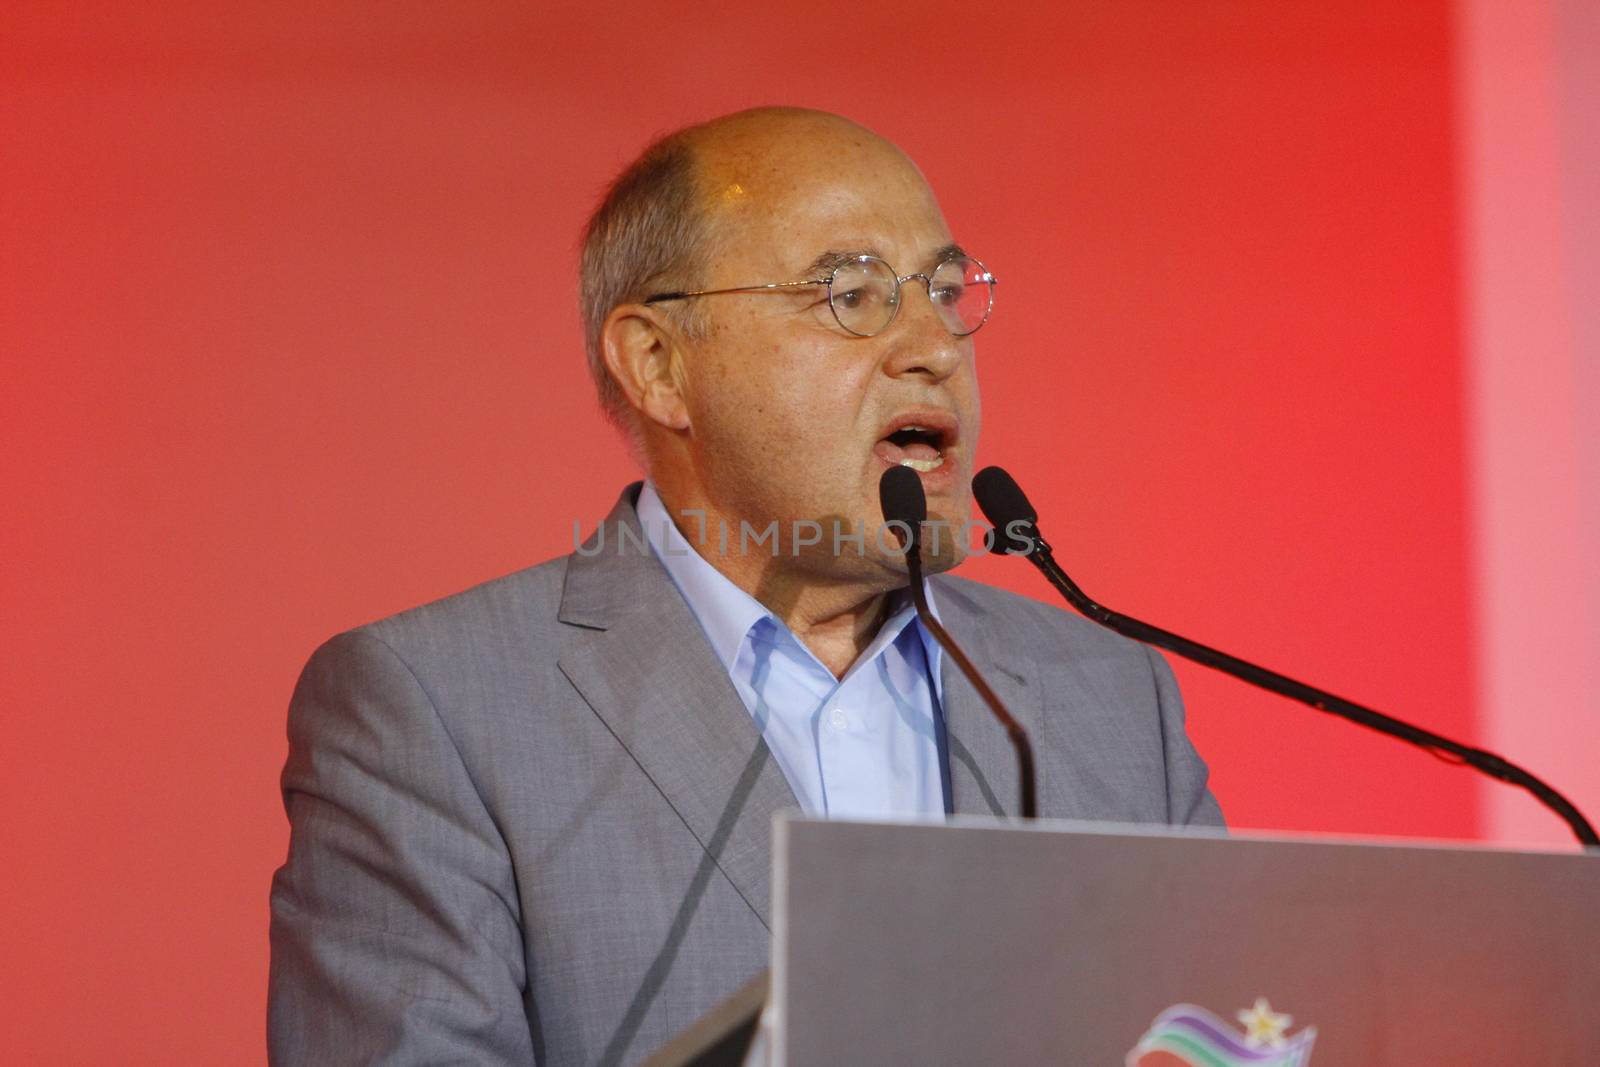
[{"xmin": 642, "ymin": 253, "xmax": 997, "ymax": 338}]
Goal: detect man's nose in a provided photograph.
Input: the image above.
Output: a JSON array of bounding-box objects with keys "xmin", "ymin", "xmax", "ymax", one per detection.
[{"xmin": 880, "ymin": 280, "xmax": 969, "ymax": 381}]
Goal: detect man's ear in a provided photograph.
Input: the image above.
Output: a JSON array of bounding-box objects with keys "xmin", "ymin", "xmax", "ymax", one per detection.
[{"xmin": 600, "ymin": 305, "xmax": 691, "ymax": 431}]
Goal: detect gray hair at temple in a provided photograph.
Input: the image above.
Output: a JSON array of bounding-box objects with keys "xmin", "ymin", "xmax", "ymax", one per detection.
[{"xmin": 578, "ymin": 131, "xmax": 713, "ymax": 430}]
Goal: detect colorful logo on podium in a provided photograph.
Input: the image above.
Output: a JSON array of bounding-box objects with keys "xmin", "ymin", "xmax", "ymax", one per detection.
[{"xmin": 1126, "ymin": 998, "xmax": 1317, "ymax": 1066}]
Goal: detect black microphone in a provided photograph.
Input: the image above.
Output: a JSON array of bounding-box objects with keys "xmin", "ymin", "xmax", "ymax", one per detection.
[
  {"xmin": 878, "ymin": 463, "xmax": 927, "ymax": 554},
  {"xmin": 879, "ymin": 466, "xmax": 1037, "ymax": 819},
  {"xmin": 972, "ymin": 465, "xmax": 1600, "ymax": 848}
]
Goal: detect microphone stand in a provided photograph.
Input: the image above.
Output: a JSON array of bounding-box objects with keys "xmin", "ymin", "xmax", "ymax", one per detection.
[
  {"xmin": 903, "ymin": 543, "xmax": 1038, "ymax": 820},
  {"xmin": 881, "ymin": 464, "xmax": 1037, "ymax": 818},
  {"xmin": 1016, "ymin": 528, "xmax": 1598, "ymax": 849}
]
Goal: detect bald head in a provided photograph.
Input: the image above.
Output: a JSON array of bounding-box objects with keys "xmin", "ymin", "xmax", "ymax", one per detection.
[
  {"xmin": 681, "ymin": 107, "xmax": 920, "ymax": 201},
  {"xmin": 578, "ymin": 108, "xmax": 939, "ymax": 428}
]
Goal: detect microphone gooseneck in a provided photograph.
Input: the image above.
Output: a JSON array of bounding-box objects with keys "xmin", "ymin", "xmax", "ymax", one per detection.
[
  {"xmin": 972, "ymin": 464, "xmax": 1600, "ymax": 849},
  {"xmin": 879, "ymin": 466, "xmax": 1037, "ymax": 819}
]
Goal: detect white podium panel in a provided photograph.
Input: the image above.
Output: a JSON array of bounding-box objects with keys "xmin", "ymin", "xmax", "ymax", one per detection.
[{"xmin": 770, "ymin": 816, "xmax": 1599, "ymax": 1066}]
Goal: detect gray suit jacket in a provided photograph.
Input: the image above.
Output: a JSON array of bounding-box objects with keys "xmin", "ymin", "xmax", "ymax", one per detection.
[{"xmin": 268, "ymin": 485, "xmax": 1222, "ymax": 1066}]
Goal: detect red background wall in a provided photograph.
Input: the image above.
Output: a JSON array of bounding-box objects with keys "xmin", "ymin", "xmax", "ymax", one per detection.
[{"xmin": 2, "ymin": 3, "xmax": 1490, "ymax": 1061}]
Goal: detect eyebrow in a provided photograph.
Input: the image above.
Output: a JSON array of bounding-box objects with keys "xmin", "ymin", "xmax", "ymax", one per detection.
[
  {"xmin": 800, "ymin": 243, "xmax": 969, "ymax": 279},
  {"xmin": 801, "ymin": 249, "xmax": 878, "ymax": 278}
]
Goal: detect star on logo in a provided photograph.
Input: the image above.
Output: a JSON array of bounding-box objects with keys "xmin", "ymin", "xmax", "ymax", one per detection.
[{"xmin": 1237, "ymin": 996, "xmax": 1294, "ymax": 1048}]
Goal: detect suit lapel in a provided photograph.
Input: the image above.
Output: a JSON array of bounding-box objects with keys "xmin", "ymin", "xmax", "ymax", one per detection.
[
  {"xmin": 556, "ymin": 486, "xmax": 798, "ymax": 929},
  {"xmin": 931, "ymin": 576, "xmax": 1042, "ymax": 819}
]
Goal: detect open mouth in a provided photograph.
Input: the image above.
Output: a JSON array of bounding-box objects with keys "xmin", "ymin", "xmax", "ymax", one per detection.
[{"xmin": 877, "ymin": 424, "xmax": 948, "ymax": 473}]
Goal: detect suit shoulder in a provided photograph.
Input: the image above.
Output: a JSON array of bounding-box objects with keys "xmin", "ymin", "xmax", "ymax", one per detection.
[
  {"xmin": 345, "ymin": 554, "xmax": 572, "ymax": 656},
  {"xmin": 929, "ymin": 572, "xmax": 1153, "ymax": 666}
]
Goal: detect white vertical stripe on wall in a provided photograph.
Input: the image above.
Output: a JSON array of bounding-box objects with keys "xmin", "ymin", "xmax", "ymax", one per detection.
[{"xmin": 1457, "ymin": 0, "xmax": 1600, "ymax": 847}]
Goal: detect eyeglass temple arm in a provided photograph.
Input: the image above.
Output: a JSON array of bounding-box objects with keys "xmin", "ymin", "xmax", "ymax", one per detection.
[{"xmin": 642, "ymin": 279, "xmax": 829, "ymax": 305}]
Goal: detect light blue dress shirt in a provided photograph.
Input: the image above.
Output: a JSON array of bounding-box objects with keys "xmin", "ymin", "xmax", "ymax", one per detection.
[{"xmin": 636, "ymin": 483, "xmax": 948, "ymax": 820}]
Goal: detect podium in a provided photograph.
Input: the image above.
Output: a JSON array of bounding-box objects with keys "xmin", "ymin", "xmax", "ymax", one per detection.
[{"xmin": 646, "ymin": 814, "xmax": 1600, "ymax": 1066}]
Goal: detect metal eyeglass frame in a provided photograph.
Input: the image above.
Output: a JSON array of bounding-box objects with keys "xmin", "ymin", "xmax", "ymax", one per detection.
[{"xmin": 641, "ymin": 253, "xmax": 997, "ymax": 337}]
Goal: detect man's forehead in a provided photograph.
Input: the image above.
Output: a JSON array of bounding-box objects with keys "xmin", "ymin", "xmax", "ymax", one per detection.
[
  {"xmin": 678, "ymin": 110, "xmax": 953, "ymax": 269},
  {"xmin": 700, "ymin": 155, "xmax": 949, "ymax": 264},
  {"xmin": 698, "ymin": 147, "xmax": 923, "ymax": 206}
]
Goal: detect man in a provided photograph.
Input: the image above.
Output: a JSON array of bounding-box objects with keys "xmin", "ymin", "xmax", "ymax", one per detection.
[{"xmin": 268, "ymin": 108, "xmax": 1222, "ymax": 1066}]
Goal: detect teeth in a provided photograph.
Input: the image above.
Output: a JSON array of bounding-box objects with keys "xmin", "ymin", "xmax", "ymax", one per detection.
[{"xmin": 899, "ymin": 457, "xmax": 944, "ymax": 472}]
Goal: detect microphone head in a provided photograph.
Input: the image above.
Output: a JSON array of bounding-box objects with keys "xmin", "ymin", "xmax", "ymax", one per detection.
[
  {"xmin": 878, "ymin": 465, "xmax": 927, "ymax": 551},
  {"xmin": 972, "ymin": 466, "xmax": 1039, "ymax": 554}
]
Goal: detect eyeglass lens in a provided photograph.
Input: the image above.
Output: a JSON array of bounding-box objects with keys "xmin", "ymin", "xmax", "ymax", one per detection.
[{"xmin": 828, "ymin": 256, "xmax": 993, "ymax": 337}]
